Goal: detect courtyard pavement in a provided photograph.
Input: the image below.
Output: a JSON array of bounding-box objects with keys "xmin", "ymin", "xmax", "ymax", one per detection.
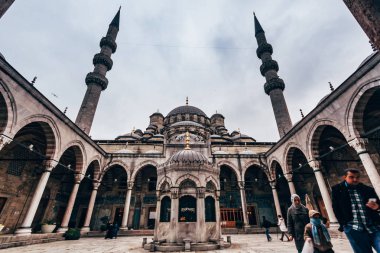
[{"xmin": 0, "ymin": 234, "xmax": 353, "ymax": 253}]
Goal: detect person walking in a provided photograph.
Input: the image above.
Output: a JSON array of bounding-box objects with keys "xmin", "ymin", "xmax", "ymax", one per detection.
[
  {"xmin": 332, "ymin": 168, "xmax": 380, "ymax": 253},
  {"xmin": 304, "ymin": 210, "xmax": 334, "ymax": 253},
  {"xmin": 287, "ymin": 194, "xmax": 310, "ymax": 253},
  {"xmin": 277, "ymin": 214, "xmax": 290, "ymax": 241},
  {"xmin": 262, "ymin": 216, "xmax": 272, "ymax": 241}
]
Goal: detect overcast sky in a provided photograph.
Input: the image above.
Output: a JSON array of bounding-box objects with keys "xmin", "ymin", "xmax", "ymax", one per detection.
[{"xmin": 0, "ymin": 1, "xmax": 373, "ymax": 142}]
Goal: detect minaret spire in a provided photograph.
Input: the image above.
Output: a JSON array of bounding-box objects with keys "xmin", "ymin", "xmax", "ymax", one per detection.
[
  {"xmin": 75, "ymin": 8, "xmax": 121, "ymax": 134},
  {"xmin": 253, "ymin": 13, "xmax": 292, "ymax": 138}
]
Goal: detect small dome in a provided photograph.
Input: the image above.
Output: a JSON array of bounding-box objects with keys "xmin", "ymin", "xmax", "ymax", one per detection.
[
  {"xmin": 211, "ymin": 113, "xmax": 224, "ymax": 119},
  {"xmin": 167, "ymin": 105, "xmax": 207, "ymax": 118},
  {"xmin": 150, "ymin": 112, "xmax": 164, "ymax": 118},
  {"xmin": 166, "ymin": 149, "xmax": 209, "ymax": 165}
]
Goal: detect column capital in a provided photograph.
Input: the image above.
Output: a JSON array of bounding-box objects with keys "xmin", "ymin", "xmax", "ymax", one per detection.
[
  {"xmin": 238, "ymin": 181, "xmax": 245, "ymax": 190},
  {"xmin": 269, "ymin": 180, "xmax": 277, "ymax": 189},
  {"xmin": 92, "ymin": 181, "xmax": 100, "ymax": 190},
  {"xmin": 215, "ymin": 190, "xmax": 220, "ymax": 201},
  {"xmin": 43, "ymin": 159, "xmax": 58, "ymax": 172},
  {"xmin": 349, "ymin": 137, "xmax": 369, "ymax": 154},
  {"xmin": 309, "ymin": 160, "xmax": 322, "ymax": 172},
  {"xmin": 284, "ymin": 172, "xmax": 293, "ymax": 182},
  {"xmin": 127, "ymin": 181, "xmax": 134, "ymax": 190},
  {"xmin": 170, "ymin": 187, "xmax": 179, "ymax": 199},
  {"xmin": 74, "ymin": 173, "xmax": 84, "ymax": 184},
  {"xmin": 197, "ymin": 187, "xmax": 206, "ymax": 198}
]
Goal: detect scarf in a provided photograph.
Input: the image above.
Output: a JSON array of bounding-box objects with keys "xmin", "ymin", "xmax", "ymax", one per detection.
[
  {"xmin": 291, "ymin": 194, "xmax": 307, "ymax": 214},
  {"xmin": 310, "ymin": 218, "xmax": 331, "ymax": 245}
]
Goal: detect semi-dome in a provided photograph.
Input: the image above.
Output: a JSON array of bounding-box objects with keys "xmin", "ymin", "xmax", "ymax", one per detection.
[
  {"xmin": 167, "ymin": 105, "xmax": 208, "ymax": 118},
  {"xmin": 166, "ymin": 149, "xmax": 209, "ymax": 165}
]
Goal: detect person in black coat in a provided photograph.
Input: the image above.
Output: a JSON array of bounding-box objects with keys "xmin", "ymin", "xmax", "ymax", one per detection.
[
  {"xmin": 287, "ymin": 194, "xmax": 310, "ymax": 253},
  {"xmin": 261, "ymin": 216, "xmax": 272, "ymax": 241},
  {"xmin": 332, "ymin": 168, "xmax": 380, "ymax": 253}
]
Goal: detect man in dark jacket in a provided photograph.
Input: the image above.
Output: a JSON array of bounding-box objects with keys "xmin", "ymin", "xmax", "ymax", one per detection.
[{"xmin": 332, "ymin": 168, "xmax": 380, "ymax": 252}]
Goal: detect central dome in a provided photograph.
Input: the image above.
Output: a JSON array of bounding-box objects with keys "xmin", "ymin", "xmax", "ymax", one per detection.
[{"xmin": 167, "ymin": 105, "xmax": 208, "ymax": 118}]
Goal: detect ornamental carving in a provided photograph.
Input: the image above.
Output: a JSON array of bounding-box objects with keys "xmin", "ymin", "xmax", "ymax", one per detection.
[
  {"xmin": 256, "ymin": 42, "xmax": 273, "ymax": 59},
  {"xmin": 260, "ymin": 59, "xmax": 279, "ymax": 76},
  {"xmin": 269, "ymin": 180, "xmax": 277, "ymax": 189},
  {"xmin": 43, "ymin": 159, "xmax": 59, "ymax": 172},
  {"xmin": 127, "ymin": 181, "xmax": 134, "ymax": 190},
  {"xmin": 197, "ymin": 187, "xmax": 206, "ymax": 198},
  {"xmin": 284, "ymin": 173, "xmax": 293, "ymax": 182},
  {"xmin": 171, "ymin": 187, "xmax": 179, "ymax": 199},
  {"xmin": 264, "ymin": 77, "xmax": 285, "ymax": 94},
  {"xmin": 349, "ymin": 137, "xmax": 369, "ymax": 154},
  {"xmin": 85, "ymin": 72, "xmax": 109, "ymax": 90},
  {"xmin": 93, "ymin": 53, "xmax": 113, "ymax": 71},
  {"xmin": 100, "ymin": 35, "xmax": 117, "ymax": 53}
]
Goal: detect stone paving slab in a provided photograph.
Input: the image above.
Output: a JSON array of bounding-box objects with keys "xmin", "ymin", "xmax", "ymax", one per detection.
[{"xmin": 0, "ymin": 234, "xmax": 353, "ymax": 253}]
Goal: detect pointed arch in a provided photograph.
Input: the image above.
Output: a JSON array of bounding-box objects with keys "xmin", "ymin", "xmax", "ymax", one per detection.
[
  {"xmin": 131, "ymin": 160, "xmax": 159, "ymax": 182},
  {"xmin": 58, "ymin": 140, "xmax": 86, "ymax": 173},
  {"xmin": 216, "ymin": 160, "xmax": 241, "ymax": 181},
  {"xmin": 345, "ymin": 78, "xmax": 380, "ymax": 138},
  {"xmin": 284, "ymin": 143, "xmax": 308, "ymax": 173},
  {"xmin": 205, "ymin": 175, "xmax": 219, "ymax": 189},
  {"xmin": 157, "ymin": 176, "xmax": 173, "ymax": 190},
  {"xmin": 100, "ymin": 159, "xmax": 129, "ymax": 181},
  {"xmin": 11, "ymin": 115, "xmax": 60, "ymax": 160},
  {"xmin": 307, "ymin": 119, "xmax": 349, "ymax": 160},
  {"xmin": 0, "ymin": 80, "xmax": 17, "ymax": 136},
  {"xmin": 175, "ymin": 173, "xmax": 201, "ymax": 187}
]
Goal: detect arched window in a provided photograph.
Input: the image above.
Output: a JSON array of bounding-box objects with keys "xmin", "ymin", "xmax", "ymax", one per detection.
[
  {"xmin": 160, "ymin": 196, "xmax": 171, "ymax": 222},
  {"xmin": 179, "ymin": 196, "xmax": 197, "ymax": 222},
  {"xmin": 205, "ymin": 196, "xmax": 216, "ymax": 222}
]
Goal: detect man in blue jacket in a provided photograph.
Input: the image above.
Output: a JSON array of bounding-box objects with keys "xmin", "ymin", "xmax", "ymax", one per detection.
[{"xmin": 332, "ymin": 168, "xmax": 380, "ymax": 252}]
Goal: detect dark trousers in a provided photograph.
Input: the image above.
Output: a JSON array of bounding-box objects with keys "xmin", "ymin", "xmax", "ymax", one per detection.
[
  {"xmin": 295, "ymin": 239, "xmax": 305, "ymax": 253},
  {"xmin": 280, "ymin": 231, "xmax": 289, "ymax": 241},
  {"xmin": 265, "ymin": 228, "xmax": 272, "ymax": 241},
  {"xmin": 344, "ymin": 225, "xmax": 380, "ymax": 253}
]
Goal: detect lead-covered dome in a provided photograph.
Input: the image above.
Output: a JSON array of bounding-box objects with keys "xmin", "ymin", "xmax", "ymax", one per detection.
[
  {"xmin": 167, "ymin": 105, "xmax": 207, "ymax": 118},
  {"xmin": 166, "ymin": 149, "xmax": 209, "ymax": 165}
]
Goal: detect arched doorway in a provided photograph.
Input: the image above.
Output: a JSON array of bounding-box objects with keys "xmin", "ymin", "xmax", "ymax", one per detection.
[
  {"xmin": 131, "ymin": 165, "xmax": 157, "ymax": 229},
  {"xmin": 219, "ymin": 165, "xmax": 241, "ymax": 228},
  {"xmin": 244, "ymin": 165, "xmax": 274, "ymax": 226},
  {"xmin": 92, "ymin": 165, "xmax": 127, "ymax": 230},
  {"xmin": 0, "ymin": 122, "xmax": 55, "ymax": 233}
]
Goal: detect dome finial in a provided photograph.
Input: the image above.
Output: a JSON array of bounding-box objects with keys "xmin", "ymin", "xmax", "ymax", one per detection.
[
  {"xmin": 186, "ymin": 96, "xmax": 189, "ymax": 106},
  {"xmin": 185, "ymin": 131, "xmax": 191, "ymax": 150}
]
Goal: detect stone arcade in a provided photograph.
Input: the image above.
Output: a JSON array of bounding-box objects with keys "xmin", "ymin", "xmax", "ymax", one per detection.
[{"xmin": 0, "ymin": 1, "xmax": 380, "ymax": 251}]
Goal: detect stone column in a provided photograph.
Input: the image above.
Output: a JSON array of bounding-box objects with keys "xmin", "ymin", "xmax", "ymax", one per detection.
[
  {"xmin": 15, "ymin": 160, "xmax": 58, "ymax": 235},
  {"xmin": 349, "ymin": 138, "xmax": 380, "ymax": 197},
  {"xmin": 196, "ymin": 187, "xmax": 206, "ymax": 242},
  {"xmin": 238, "ymin": 181, "xmax": 249, "ymax": 228},
  {"xmin": 309, "ymin": 161, "xmax": 338, "ymax": 224},
  {"xmin": 80, "ymin": 181, "xmax": 100, "ymax": 232},
  {"xmin": 269, "ymin": 181, "xmax": 282, "ymax": 216},
  {"xmin": 284, "ymin": 173, "xmax": 296, "ymax": 195},
  {"xmin": 153, "ymin": 191, "xmax": 161, "ymax": 241},
  {"xmin": 168, "ymin": 187, "xmax": 179, "ymax": 243},
  {"xmin": 57, "ymin": 173, "xmax": 83, "ymax": 233},
  {"xmin": 342, "ymin": 0, "xmax": 380, "ymax": 50},
  {"xmin": 215, "ymin": 190, "xmax": 222, "ymax": 239},
  {"xmin": 120, "ymin": 181, "xmax": 134, "ymax": 230}
]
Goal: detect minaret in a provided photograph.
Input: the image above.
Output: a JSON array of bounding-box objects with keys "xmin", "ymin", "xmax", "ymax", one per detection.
[
  {"xmin": 75, "ymin": 8, "xmax": 121, "ymax": 134},
  {"xmin": 254, "ymin": 13, "xmax": 292, "ymax": 138}
]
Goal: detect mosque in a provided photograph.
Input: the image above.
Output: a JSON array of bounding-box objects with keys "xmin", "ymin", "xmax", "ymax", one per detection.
[{"xmin": 0, "ymin": 1, "xmax": 379, "ymax": 251}]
